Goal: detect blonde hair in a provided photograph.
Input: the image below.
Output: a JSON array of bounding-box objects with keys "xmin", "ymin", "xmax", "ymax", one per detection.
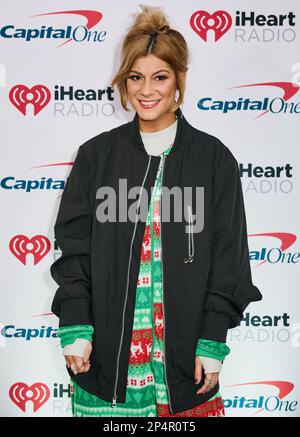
[{"xmin": 112, "ymin": 4, "xmax": 190, "ymax": 112}]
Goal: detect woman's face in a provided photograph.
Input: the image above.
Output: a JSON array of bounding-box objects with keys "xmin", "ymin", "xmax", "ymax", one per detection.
[{"xmin": 126, "ymin": 54, "xmax": 178, "ymax": 130}]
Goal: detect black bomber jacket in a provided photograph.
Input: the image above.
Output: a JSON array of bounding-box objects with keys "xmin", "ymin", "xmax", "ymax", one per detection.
[{"xmin": 50, "ymin": 106, "xmax": 263, "ymax": 414}]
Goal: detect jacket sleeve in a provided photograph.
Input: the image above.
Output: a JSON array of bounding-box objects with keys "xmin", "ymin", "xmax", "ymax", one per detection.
[
  {"xmin": 50, "ymin": 144, "xmax": 93, "ymax": 327},
  {"xmin": 199, "ymin": 141, "xmax": 263, "ymax": 343}
]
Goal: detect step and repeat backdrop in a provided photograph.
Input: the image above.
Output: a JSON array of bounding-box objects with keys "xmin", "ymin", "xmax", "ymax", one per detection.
[{"xmin": 1, "ymin": 0, "xmax": 299, "ymax": 417}]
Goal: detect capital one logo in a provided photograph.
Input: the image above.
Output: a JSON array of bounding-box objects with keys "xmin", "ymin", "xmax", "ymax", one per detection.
[
  {"xmin": 224, "ymin": 381, "xmax": 296, "ymax": 416},
  {"xmin": 9, "ymin": 234, "xmax": 51, "ymax": 265},
  {"xmin": 9, "ymin": 84, "xmax": 51, "ymax": 115},
  {"xmin": 190, "ymin": 10, "xmax": 232, "ymax": 42},
  {"xmin": 249, "ymin": 232, "xmax": 298, "ymax": 267},
  {"xmin": 9, "ymin": 382, "xmax": 50, "ymax": 412}
]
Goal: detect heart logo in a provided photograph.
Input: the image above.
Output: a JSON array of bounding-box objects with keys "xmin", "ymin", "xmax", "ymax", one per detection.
[
  {"xmin": 190, "ymin": 10, "xmax": 232, "ymax": 42},
  {"xmin": 9, "ymin": 234, "xmax": 51, "ymax": 265},
  {"xmin": 9, "ymin": 382, "xmax": 50, "ymax": 412},
  {"xmin": 9, "ymin": 84, "xmax": 51, "ymax": 116}
]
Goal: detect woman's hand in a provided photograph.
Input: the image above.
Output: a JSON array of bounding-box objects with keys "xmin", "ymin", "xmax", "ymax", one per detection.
[
  {"xmin": 194, "ymin": 356, "xmax": 219, "ymax": 395},
  {"xmin": 65, "ymin": 341, "xmax": 92, "ymax": 374}
]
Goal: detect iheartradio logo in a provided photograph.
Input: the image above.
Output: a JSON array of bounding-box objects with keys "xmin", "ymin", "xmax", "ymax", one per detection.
[
  {"xmin": 9, "ymin": 234, "xmax": 51, "ymax": 265},
  {"xmin": 190, "ymin": 10, "xmax": 296, "ymax": 43},
  {"xmin": 9, "ymin": 84, "xmax": 51, "ymax": 116},
  {"xmin": 9, "ymin": 382, "xmax": 50, "ymax": 412}
]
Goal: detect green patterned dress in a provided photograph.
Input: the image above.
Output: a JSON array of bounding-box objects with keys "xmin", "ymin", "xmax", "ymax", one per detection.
[{"xmin": 57, "ymin": 143, "xmax": 230, "ymax": 417}]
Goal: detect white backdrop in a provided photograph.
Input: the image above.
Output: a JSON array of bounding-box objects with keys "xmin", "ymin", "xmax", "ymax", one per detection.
[{"xmin": 1, "ymin": 0, "xmax": 300, "ymax": 417}]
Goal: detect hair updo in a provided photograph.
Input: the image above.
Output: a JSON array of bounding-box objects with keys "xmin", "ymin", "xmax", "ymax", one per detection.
[{"xmin": 111, "ymin": 4, "xmax": 190, "ymax": 112}]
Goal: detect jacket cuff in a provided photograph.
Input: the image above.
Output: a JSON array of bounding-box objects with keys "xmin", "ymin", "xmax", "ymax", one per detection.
[
  {"xmin": 199, "ymin": 311, "xmax": 231, "ymax": 343},
  {"xmin": 196, "ymin": 338, "xmax": 231, "ymax": 360},
  {"xmin": 55, "ymin": 298, "xmax": 92, "ymax": 327},
  {"xmin": 57, "ymin": 324, "xmax": 94, "ymax": 348}
]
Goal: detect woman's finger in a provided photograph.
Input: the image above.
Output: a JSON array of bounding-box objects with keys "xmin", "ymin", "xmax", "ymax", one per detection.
[
  {"xmin": 65, "ymin": 356, "xmax": 72, "ymax": 369},
  {"xmin": 68, "ymin": 356, "xmax": 78, "ymax": 374},
  {"xmin": 82, "ymin": 362, "xmax": 91, "ymax": 373},
  {"xmin": 196, "ymin": 378, "xmax": 211, "ymax": 395},
  {"xmin": 194, "ymin": 356, "xmax": 203, "ymax": 384},
  {"xmin": 83, "ymin": 342, "xmax": 92, "ymax": 364},
  {"xmin": 73, "ymin": 356, "xmax": 85, "ymax": 373},
  {"xmin": 196, "ymin": 373, "xmax": 219, "ymax": 395}
]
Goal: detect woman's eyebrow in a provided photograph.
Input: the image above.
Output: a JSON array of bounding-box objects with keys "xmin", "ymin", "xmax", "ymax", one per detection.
[{"xmin": 129, "ymin": 69, "xmax": 170, "ymax": 75}]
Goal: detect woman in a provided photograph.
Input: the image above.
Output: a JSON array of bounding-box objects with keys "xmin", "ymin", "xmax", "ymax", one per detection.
[{"xmin": 50, "ymin": 5, "xmax": 262, "ymax": 417}]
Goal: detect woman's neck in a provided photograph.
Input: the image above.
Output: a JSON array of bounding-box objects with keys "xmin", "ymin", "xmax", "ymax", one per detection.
[{"xmin": 138, "ymin": 112, "xmax": 177, "ymax": 133}]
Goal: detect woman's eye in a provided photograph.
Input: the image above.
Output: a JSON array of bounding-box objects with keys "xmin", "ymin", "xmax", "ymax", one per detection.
[{"xmin": 128, "ymin": 75, "xmax": 167, "ymax": 81}]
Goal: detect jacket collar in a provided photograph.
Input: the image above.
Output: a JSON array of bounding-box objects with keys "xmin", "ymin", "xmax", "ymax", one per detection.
[{"xmin": 127, "ymin": 106, "xmax": 194, "ymax": 157}]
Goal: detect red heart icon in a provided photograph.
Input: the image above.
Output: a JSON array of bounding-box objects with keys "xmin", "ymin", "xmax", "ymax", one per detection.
[
  {"xmin": 9, "ymin": 234, "xmax": 51, "ymax": 265},
  {"xmin": 9, "ymin": 84, "xmax": 51, "ymax": 115},
  {"xmin": 190, "ymin": 10, "xmax": 232, "ymax": 42},
  {"xmin": 9, "ymin": 382, "xmax": 50, "ymax": 412}
]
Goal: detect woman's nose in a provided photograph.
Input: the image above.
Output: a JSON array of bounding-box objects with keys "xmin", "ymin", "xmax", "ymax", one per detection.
[{"xmin": 140, "ymin": 80, "xmax": 155, "ymax": 96}]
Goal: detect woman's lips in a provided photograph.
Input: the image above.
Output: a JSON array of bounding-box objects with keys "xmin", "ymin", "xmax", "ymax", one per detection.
[{"xmin": 138, "ymin": 99, "xmax": 161, "ymax": 109}]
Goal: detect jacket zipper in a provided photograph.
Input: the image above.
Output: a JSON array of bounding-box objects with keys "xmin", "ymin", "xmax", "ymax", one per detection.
[
  {"xmin": 160, "ymin": 153, "xmax": 174, "ymax": 414},
  {"xmin": 111, "ymin": 155, "xmax": 152, "ymax": 408},
  {"xmin": 184, "ymin": 205, "xmax": 194, "ymax": 264}
]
